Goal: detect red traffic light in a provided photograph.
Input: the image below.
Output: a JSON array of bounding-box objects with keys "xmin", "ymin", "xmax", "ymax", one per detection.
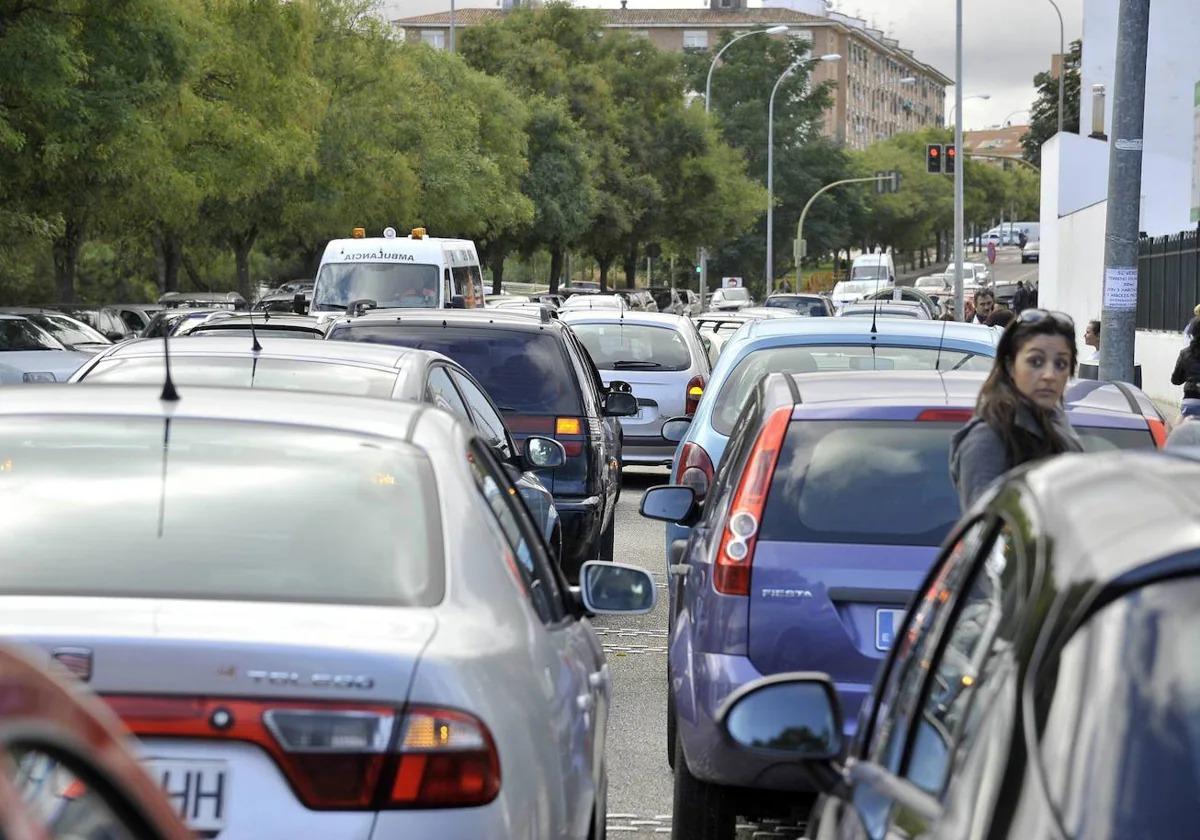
[
  {"xmin": 945, "ymin": 144, "xmax": 957, "ymax": 173},
  {"xmin": 926, "ymin": 143, "xmax": 943, "ymax": 174}
]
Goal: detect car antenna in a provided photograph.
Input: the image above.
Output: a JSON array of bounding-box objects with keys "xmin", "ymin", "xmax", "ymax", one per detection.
[
  {"xmin": 934, "ymin": 307, "xmax": 950, "ymax": 371},
  {"xmin": 160, "ymin": 314, "xmax": 179, "ymax": 402},
  {"xmin": 246, "ymin": 303, "xmax": 263, "ymax": 353},
  {"xmin": 870, "ymin": 287, "xmax": 880, "ymax": 335}
]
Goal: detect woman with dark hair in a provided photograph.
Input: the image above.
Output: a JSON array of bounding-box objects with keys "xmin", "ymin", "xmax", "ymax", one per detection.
[
  {"xmin": 950, "ymin": 309, "xmax": 1083, "ymax": 508},
  {"xmin": 1170, "ymin": 329, "xmax": 1200, "ymax": 400}
]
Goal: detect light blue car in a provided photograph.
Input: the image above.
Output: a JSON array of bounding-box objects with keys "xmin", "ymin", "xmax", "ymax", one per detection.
[
  {"xmin": 661, "ymin": 317, "xmax": 1001, "ymax": 573},
  {"xmin": 0, "ymin": 315, "xmax": 91, "ymax": 383}
]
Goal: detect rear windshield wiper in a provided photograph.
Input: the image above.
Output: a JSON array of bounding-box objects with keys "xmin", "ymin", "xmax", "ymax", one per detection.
[{"xmin": 611, "ymin": 360, "xmax": 663, "ymax": 369}]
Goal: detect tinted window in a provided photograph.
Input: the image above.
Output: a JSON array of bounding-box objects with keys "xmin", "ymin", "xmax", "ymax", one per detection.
[
  {"xmin": 570, "ymin": 323, "xmax": 692, "ymax": 371},
  {"xmin": 1076, "ymin": 425, "xmax": 1156, "ymax": 451},
  {"xmin": 331, "ymin": 325, "xmax": 582, "ymax": 415},
  {"xmin": 0, "ymin": 319, "xmax": 62, "ymax": 351},
  {"xmin": 118, "ymin": 310, "xmax": 148, "ymax": 332},
  {"xmin": 0, "ymin": 417, "xmax": 443, "ymax": 605},
  {"xmin": 451, "ymin": 371, "xmax": 512, "ymax": 457},
  {"xmin": 1037, "ymin": 575, "xmax": 1200, "ymax": 837},
  {"xmin": 82, "ymin": 356, "xmax": 399, "ymax": 398},
  {"xmin": 313, "ymin": 262, "xmax": 441, "ymax": 311},
  {"xmin": 39, "ymin": 315, "xmax": 109, "ymax": 346},
  {"xmin": 712, "ymin": 346, "xmax": 993, "ymax": 434},
  {"xmin": 761, "ymin": 421, "xmax": 961, "ymax": 547},
  {"xmin": 426, "ymin": 366, "xmax": 469, "ymax": 417}
]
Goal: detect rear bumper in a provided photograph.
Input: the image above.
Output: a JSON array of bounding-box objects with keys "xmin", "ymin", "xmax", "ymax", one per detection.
[
  {"xmin": 619, "ymin": 435, "xmax": 676, "ymax": 465},
  {"xmin": 555, "ymin": 495, "xmax": 603, "ymax": 580}
]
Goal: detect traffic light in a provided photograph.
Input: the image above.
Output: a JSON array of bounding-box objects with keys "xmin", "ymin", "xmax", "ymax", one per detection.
[
  {"xmin": 945, "ymin": 144, "xmax": 956, "ymax": 174},
  {"xmin": 926, "ymin": 143, "xmax": 943, "ymax": 174}
]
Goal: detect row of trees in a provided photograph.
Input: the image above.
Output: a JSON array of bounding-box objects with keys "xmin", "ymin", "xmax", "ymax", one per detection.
[{"xmin": 0, "ymin": 0, "xmax": 1038, "ymax": 304}]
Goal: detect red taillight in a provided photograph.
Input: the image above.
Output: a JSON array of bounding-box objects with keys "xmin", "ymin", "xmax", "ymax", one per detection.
[
  {"xmin": 555, "ymin": 416, "xmax": 587, "ymax": 457},
  {"xmin": 685, "ymin": 375, "xmax": 705, "ymax": 416},
  {"xmin": 390, "ymin": 706, "xmax": 501, "ymax": 808},
  {"xmin": 1147, "ymin": 417, "xmax": 1167, "ymax": 448},
  {"xmin": 105, "ymin": 696, "xmax": 499, "ymax": 810},
  {"xmin": 672, "ymin": 441, "xmax": 714, "ymax": 500},
  {"xmin": 714, "ymin": 406, "xmax": 791, "ymax": 596},
  {"xmin": 916, "ymin": 408, "xmax": 974, "ymax": 423}
]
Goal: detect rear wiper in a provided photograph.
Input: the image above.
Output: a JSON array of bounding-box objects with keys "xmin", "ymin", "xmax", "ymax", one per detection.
[{"xmin": 611, "ymin": 360, "xmax": 663, "ymax": 369}]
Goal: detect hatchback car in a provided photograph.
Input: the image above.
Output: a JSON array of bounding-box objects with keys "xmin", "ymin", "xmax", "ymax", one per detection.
[
  {"xmin": 71, "ymin": 336, "xmax": 565, "ymax": 558},
  {"xmin": 325, "ymin": 310, "xmax": 638, "ymax": 579},
  {"xmin": 707, "ymin": 287, "xmax": 753, "ymax": 312},
  {"xmin": 615, "ymin": 289, "xmax": 658, "ymax": 312},
  {"xmin": 839, "ymin": 301, "xmax": 931, "ymax": 320},
  {"xmin": 0, "ymin": 385, "xmax": 655, "ymax": 840},
  {"xmin": 178, "ymin": 312, "xmax": 326, "ymax": 340},
  {"xmin": 860, "ymin": 286, "xmax": 939, "ymax": 318},
  {"xmin": 763, "ymin": 294, "xmax": 834, "ymax": 317},
  {"xmin": 641, "ymin": 370, "xmax": 1167, "ymax": 838},
  {"xmin": 561, "ymin": 311, "xmax": 711, "ymax": 466},
  {"xmin": 0, "ymin": 307, "xmax": 114, "ymax": 354},
  {"xmin": 560, "ymin": 294, "xmax": 628, "ymax": 313},
  {"xmin": 719, "ymin": 447, "xmax": 1199, "ymax": 839},
  {"xmin": 0, "ymin": 314, "xmax": 91, "ymax": 383},
  {"xmin": 649, "ymin": 287, "xmax": 696, "ymax": 316}
]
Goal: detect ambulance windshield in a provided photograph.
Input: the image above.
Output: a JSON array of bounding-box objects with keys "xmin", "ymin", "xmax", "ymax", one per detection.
[{"xmin": 312, "ymin": 262, "xmax": 441, "ymax": 311}]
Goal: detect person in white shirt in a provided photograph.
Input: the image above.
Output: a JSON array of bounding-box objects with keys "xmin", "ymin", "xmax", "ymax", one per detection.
[{"xmin": 1083, "ymin": 319, "xmax": 1101, "ymax": 362}]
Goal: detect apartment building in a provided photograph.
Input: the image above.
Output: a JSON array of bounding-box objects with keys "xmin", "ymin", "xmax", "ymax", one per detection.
[{"xmin": 392, "ymin": 0, "xmax": 950, "ymax": 150}]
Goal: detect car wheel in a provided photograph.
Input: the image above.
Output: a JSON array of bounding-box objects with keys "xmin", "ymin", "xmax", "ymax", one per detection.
[
  {"xmin": 599, "ymin": 514, "xmax": 616, "ymax": 563},
  {"xmin": 672, "ymin": 735, "xmax": 736, "ymax": 839}
]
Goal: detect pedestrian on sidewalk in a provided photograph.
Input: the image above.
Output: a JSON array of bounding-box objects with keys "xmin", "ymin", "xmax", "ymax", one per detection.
[
  {"xmin": 1083, "ymin": 319, "xmax": 1101, "ymax": 361},
  {"xmin": 950, "ymin": 310, "xmax": 1082, "ymax": 509},
  {"xmin": 1170, "ymin": 328, "xmax": 1200, "ymax": 400},
  {"xmin": 986, "ymin": 239, "xmax": 997, "ymax": 265},
  {"xmin": 1011, "ymin": 280, "xmax": 1030, "ymax": 314},
  {"xmin": 970, "ymin": 289, "xmax": 997, "ymax": 324}
]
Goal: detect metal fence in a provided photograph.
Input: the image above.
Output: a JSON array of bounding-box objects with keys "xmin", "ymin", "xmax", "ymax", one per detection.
[{"xmin": 1137, "ymin": 224, "xmax": 1200, "ymax": 330}]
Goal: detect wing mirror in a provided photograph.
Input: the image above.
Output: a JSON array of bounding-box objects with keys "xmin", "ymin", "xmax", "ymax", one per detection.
[
  {"xmin": 577, "ymin": 561, "xmax": 656, "ymax": 615},
  {"xmin": 292, "ymin": 293, "xmax": 307, "ymax": 315},
  {"xmin": 639, "ymin": 485, "xmax": 699, "ymax": 525},
  {"xmin": 104, "ymin": 331, "xmax": 125, "ymax": 342},
  {"xmin": 523, "ymin": 436, "xmax": 566, "ymax": 470},
  {"xmin": 604, "ymin": 391, "xmax": 638, "ymax": 417},
  {"xmin": 661, "ymin": 416, "xmax": 692, "ymax": 443},
  {"xmin": 718, "ymin": 673, "xmax": 844, "ymax": 762}
]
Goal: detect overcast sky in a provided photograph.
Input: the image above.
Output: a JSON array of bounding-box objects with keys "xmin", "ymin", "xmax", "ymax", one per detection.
[{"xmin": 384, "ymin": 0, "xmax": 1082, "ymax": 130}]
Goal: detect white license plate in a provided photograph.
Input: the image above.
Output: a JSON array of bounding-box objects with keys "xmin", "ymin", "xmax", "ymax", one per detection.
[
  {"xmin": 145, "ymin": 758, "xmax": 229, "ymax": 832},
  {"xmin": 875, "ymin": 609, "xmax": 905, "ymax": 651}
]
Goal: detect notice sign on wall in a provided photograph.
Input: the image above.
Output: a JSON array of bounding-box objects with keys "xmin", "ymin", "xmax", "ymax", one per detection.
[
  {"xmin": 1103, "ymin": 266, "xmax": 1138, "ymax": 309},
  {"xmin": 1192, "ymin": 81, "xmax": 1200, "ymax": 223}
]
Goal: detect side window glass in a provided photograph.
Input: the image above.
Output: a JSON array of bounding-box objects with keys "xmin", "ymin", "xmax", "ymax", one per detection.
[
  {"xmin": 703, "ymin": 391, "xmax": 761, "ymax": 531},
  {"xmin": 868, "ymin": 519, "xmax": 992, "ymax": 770},
  {"xmin": 426, "ymin": 367, "xmax": 470, "ymax": 419},
  {"xmin": 118, "ymin": 310, "xmax": 143, "ymax": 333},
  {"xmin": 443, "ymin": 269, "xmax": 453, "ymax": 304},
  {"xmin": 562, "ymin": 333, "xmax": 601, "ymax": 418},
  {"xmin": 466, "ymin": 444, "xmax": 562, "ymax": 624},
  {"xmin": 451, "ymin": 371, "xmax": 512, "ymax": 459},
  {"xmin": 903, "ymin": 523, "xmax": 1024, "ymax": 796}
]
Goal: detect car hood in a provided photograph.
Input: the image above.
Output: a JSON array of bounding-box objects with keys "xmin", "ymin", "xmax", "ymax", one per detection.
[{"xmin": 0, "ymin": 350, "xmax": 91, "ymax": 383}]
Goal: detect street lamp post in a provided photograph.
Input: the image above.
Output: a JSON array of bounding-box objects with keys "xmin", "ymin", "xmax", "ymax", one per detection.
[
  {"xmin": 795, "ymin": 174, "xmax": 890, "ymax": 290},
  {"xmin": 701, "ymin": 23, "xmax": 789, "ymax": 302},
  {"xmin": 953, "ymin": 0, "xmax": 965, "ymax": 320},
  {"xmin": 947, "ymin": 93, "xmax": 991, "ymax": 128},
  {"xmin": 766, "ymin": 53, "xmax": 839, "ymax": 295},
  {"xmin": 449, "ymin": 0, "xmax": 456, "ymax": 53},
  {"xmin": 1046, "ymin": 0, "xmax": 1065, "ymax": 135}
]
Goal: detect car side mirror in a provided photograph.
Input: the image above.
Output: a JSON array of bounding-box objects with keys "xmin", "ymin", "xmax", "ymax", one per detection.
[
  {"xmin": 292, "ymin": 293, "xmax": 307, "ymax": 315},
  {"xmin": 604, "ymin": 391, "xmax": 638, "ymax": 418},
  {"xmin": 577, "ymin": 561, "xmax": 656, "ymax": 615},
  {"xmin": 447, "ymin": 295, "xmax": 466, "ymax": 309},
  {"xmin": 640, "ymin": 485, "xmax": 699, "ymax": 525},
  {"xmin": 661, "ymin": 416, "xmax": 692, "ymax": 443},
  {"xmin": 104, "ymin": 331, "xmax": 125, "ymax": 342},
  {"xmin": 523, "ymin": 436, "xmax": 566, "ymax": 470},
  {"xmin": 717, "ymin": 673, "xmax": 844, "ymax": 762}
]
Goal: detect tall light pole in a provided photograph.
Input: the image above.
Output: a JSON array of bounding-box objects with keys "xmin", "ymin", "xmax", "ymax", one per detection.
[
  {"xmin": 767, "ymin": 53, "xmax": 839, "ymax": 295},
  {"xmin": 701, "ymin": 23, "xmax": 788, "ymax": 302},
  {"xmin": 947, "ymin": 93, "xmax": 991, "ymax": 128},
  {"xmin": 449, "ymin": 0, "xmax": 456, "ymax": 53},
  {"xmin": 1045, "ymin": 0, "xmax": 1065, "ymax": 135},
  {"xmin": 953, "ymin": 0, "xmax": 965, "ymax": 320}
]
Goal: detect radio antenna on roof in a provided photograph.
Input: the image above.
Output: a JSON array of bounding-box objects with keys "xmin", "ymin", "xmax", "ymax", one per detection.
[
  {"xmin": 160, "ymin": 317, "xmax": 179, "ymax": 402},
  {"xmin": 246, "ymin": 303, "xmax": 263, "ymax": 353}
]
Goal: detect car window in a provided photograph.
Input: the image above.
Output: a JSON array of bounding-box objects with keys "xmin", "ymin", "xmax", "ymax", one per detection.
[
  {"xmin": 426, "ymin": 365, "xmax": 470, "ymax": 418},
  {"xmin": 570, "ymin": 323, "xmax": 692, "ymax": 371},
  {"xmin": 43, "ymin": 315, "xmax": 109, "ymax": 345},
  {"xmin": 866, "ymin": 520, "xmax": 993, "ymax": 769},
  {"xmin": 117, "ymin": 310, "xmax": 145, "ymax": 332},
  {"xmin": 1076, "ymin": 425, "xmax": 1157, "ymax": 451},
  {"xmin": 711, "ymin": 346, "xmax": 994, "ymax": 435},
  {"xmin": 465, "ymin": 442, "xmax": 562, "ymax": 624},
  {"xmin": 563, "ymin": 330, "xmax": 605, "ymax": 418},
  {"xmin": 451, "ymin": 370, "xmax": 512, "ymax": 459},
  {"xmin": 903, "ymin": 523, "xmax": 1025, "ymax": 795},
  {"xmin": 0, "ymin": 319, "xmax": 63, "ymax": 351}
]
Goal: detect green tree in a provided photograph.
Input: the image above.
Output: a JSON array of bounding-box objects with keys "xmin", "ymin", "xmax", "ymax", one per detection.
[{"xmin": 1023, "ymin": 39, "xmax": 1081, "ymax": 167}]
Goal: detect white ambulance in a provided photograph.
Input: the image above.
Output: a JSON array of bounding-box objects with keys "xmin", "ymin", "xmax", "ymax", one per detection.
[{"xmin": 310, "ymin": 226, "xmax": 485, "ymax": 314}]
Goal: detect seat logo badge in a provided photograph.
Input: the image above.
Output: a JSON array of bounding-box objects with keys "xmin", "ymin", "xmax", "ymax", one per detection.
[{"xmin": 761, "ymin": 588, "xmax": 814, "ymax": 600}]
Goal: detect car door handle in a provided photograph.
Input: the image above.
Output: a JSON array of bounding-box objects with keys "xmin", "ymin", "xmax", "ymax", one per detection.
[{"xmin": 588, "ymin": 664, "xmax": 609, "ymax": 690}]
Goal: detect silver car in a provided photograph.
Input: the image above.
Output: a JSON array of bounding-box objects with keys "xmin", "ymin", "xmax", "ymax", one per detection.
[
  {"xmin": 0, "ymin": 384, "xmax": 655, "ymax": 839},
  {"xmin": 70, "ymin": 337, "xmax": 563, "ymax": 558},
  {"xmin": 0, "ymin": 314, "xmax": 90, "ymax": 382},
  {"xmin": 562, "ymin": 311, "xmax": 711, "ymax": 466}
]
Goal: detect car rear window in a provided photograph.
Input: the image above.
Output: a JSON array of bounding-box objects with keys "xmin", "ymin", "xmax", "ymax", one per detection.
[
  {"xmin": 0, "ymin": 417, "xmax": 443, "ymax": 606},
  {"xmin": 760, "ymin": 420, "xmax": 961, "ymax": 547},
  {"xmin": 570, "ymin": 323, "xmax": 692, "ymax": 372},
  {"xmin": 331, "ymin": 325, "xmax": 582, "ymax": 415},
  {"xmin": 1076, "ymin": 425, "xmax": 1156, "ymax": 451},
  {"xmin": 650, "ymin": 290, "xmax": 674, "ymax": 309},
  {"xmin": 711, "ymin": 345, "xmax": 994, "ymax": 434}
]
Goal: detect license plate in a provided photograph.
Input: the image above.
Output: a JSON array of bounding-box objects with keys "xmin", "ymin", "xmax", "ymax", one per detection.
[
  {"xmin": 145, "ymin": 758, "xmax": 229, "ymax": 832},
  {"xmin": 875, "ymin": 609, "xmax": 905, "ymax": 651}
]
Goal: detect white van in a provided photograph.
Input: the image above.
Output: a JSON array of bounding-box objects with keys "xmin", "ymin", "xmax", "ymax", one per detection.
[
  {"xmin": 311, "ymin": 226, "xmax": 484, "ymax": 314},
  {"xmin": 831, "ymin": 253, "xmax": 895, "ymax": 310}
]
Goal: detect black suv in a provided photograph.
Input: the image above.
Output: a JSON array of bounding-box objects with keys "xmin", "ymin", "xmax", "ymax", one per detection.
[{"xmin": 326, "ymin": 309, "xmax": 637, "ymax": 579}]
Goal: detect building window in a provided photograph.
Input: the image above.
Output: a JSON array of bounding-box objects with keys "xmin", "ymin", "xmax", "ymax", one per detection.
[
  {"xmin": 683, "ymin": 30, "xmax": 709, "ymax": 50},
  {"xmin": 421, "ymin": 29, "xmax": 445, "ymax": 49},
  {"xmin": 718, "ymin": 0, "xmax": 734, "ymax": 7}
]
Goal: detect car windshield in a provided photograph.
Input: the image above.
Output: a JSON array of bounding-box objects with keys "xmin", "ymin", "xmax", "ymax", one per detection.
[
  {"xmin": 718, "ymin": 288, "xmax": 750, "ymax": 301},
  {"xmin": 851, "ymin": 264, "xmax": 888, "ymax": 281},
  {"xmin": 330, "ymin": 325, "xmax": 583, "ymax": 415},
  {"xmin": 916, "ymin": 277, "xmax": 947, "ymax": 289},
  {"xmin": 562, "ymin": 296, "xmax": 623, "ymax": 310},
  {"xmin": 765, "ymin": 297, "xmax": 825, "ymax": 315},
  {"xmin": 82, "ymin": 356, "xmax": 398, "ymax": 397},
  {"xmin": 761, "ymin": 420, "xmax": 962, "ymax": 546},
  {"xmin": 0, "ymin": 319, "xmax": 63, "ymax": 351},
  {"xmin": 313, "ymin": 262, "xmax": 440, "ymax": 311},
  {"xmin": 37, "ymin": 315, "xmax": 109, "ymax": 346},
  {"xmin": 0, "ymin": 417, "xmax": 442, "ymax": 606},
  {"xmin": 711, "ymin": 344, "xmax": 994, "ymax": 434},
  {"xmin": 570, "ymin": 323, "xmax": 691, "ymax": 371}
]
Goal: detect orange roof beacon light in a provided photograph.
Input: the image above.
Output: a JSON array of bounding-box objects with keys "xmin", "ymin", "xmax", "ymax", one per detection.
[
  {"xmin": 410, "ymin": 227, "xmax": 427, "ymax": 240},
  {"xmin": 351, "ymin": 227, "xmax": 366, "ymax": 239}
]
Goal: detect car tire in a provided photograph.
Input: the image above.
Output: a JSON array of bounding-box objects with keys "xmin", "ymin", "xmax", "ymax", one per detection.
[
  {"xmin": 671, "ymin": 735, "xmax": 736, "ymax": 840},
  {"xmin": 599, "ymin": 513, "xmax": 616, "ymax": 563}
]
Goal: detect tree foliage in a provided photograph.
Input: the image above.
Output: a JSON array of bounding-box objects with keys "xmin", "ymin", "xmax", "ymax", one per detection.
[{"xmin": 1023, "ymin": 39, "xmax": 1081, "ymax": 167}]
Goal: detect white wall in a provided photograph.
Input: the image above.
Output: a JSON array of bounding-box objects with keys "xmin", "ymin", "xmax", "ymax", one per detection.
[{"xmin": 1079, "ymin": 0, "xmax": 1200, "ymax": 235}]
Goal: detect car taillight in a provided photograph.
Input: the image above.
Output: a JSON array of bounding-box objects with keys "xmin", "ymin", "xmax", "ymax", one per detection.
[
  {"xmin": 105, "ymin": 696, "xmax": 499, "ymax": 810},
  {"xmin": 715, "ymin": 406, "xmax": 791, "ymax": 596},
  {"xmin": 685, "ymin": 376, "xmax": 705, "ymax": 416},
  {"xmin": 916, "ymin": 408, "xmax": 974, "ymax": 423},
  {"xmin": 672, "ymin": 441, "xmax": 714, "ymax": 501},
  {"xmin": 555, "ymin": 416, "xmax": 586, "ymax": 457},
  {"xmin": 1147, "ymin": 417, "xmax": 1167, "ymax": 448}
]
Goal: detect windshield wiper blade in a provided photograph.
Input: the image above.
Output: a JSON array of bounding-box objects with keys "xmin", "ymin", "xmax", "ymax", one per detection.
[{"xmin": 612, "ymin": 360, "xmax": 663, "ymax": 369}]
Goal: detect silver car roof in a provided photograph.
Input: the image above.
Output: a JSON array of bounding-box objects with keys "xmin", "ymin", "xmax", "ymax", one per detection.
[
  {"xmin": 80, "ymin": 336, "xmax": 437, "ymax": 372},
  {"xmin": 559, "ymin": 310, "xmax": 694, "ymax": 329}
]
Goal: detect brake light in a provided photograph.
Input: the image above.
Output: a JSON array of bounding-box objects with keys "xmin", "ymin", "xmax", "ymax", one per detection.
[
  {"xmin": 105, "ymin": 696, "xmax": 499, "ymax": 810},
  {"xmin": 672, "ymin": 441, "xmax": 714, "ymax": 500},
  {"xmin": 685, "ymin": 376, "xmax": 705, "ymax": 416},
  {"xmin": 916, "ymin": 408, "xmax": 974, "ymax": 423},
  {"xmin": 714, "ymin": 406, "xmax": 791, "ymax": 596},
  {"xmin": 1147, "ymin": 417, "xmax": 1167, "ymax": 448},
  {"xmin": 555, "ymin": 416, "xmax": 586, "ymax": 457}
]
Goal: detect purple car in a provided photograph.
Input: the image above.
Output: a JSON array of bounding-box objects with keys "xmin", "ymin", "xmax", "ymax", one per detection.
[{"xmin": 639, "ymin": 369, "xmax": 1165, "ymax": 837}]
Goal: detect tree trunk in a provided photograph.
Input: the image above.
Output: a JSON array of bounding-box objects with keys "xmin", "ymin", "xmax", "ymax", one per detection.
[
  {"xmin": 230, "ymin": 227, "xmax": 258, "ymax": 300},
  {"xmin": 152, "ymin": 228, "xmax": 184, "ymax": 294},
  {"xmin": 182, "ymin": 253, "xmax": 207, "ymax": 291},
  {"xmin": 489, "ymin": 251, "xmax": 506, "ymax": 294},
  {"xmin": 597, "ymin": 256, "xmax": 613, "ymax": 292},
  {"xmin": 548, "ymin": 248, "xmax": 563, "ymax": 295},
  {"xmin": 51, "ymin": 218, "xmax": 86, "ymax": 302},
  {"xmin": 622, "ymin": 243, "xmax": 638, "ymax": 288},
  {"xmin": 301, "ymin": 244, "xmax": 323, "ymax": 280}
]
